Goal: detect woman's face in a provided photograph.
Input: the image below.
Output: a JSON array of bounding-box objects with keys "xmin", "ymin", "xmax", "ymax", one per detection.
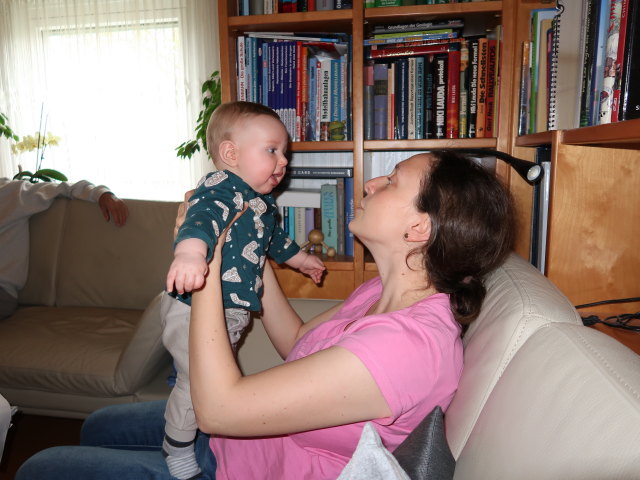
[{"xmin": 350, "ymin": 154, "xmax": 432, "ymax": 246}]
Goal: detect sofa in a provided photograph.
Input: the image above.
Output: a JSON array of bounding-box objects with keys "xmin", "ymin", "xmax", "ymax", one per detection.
[{"xmin": 1, "ymin": 198, "xmax": 639, "ymax": 478}]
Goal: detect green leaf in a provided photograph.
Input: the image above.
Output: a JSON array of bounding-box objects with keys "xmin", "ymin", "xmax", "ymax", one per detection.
[
  {"xmin": 12, "ymin": 171, "xmax": 34, "ymax": 180},
  {"xmin": 37, "ymin": 169, "xmax": 68, "ymax": 181}
]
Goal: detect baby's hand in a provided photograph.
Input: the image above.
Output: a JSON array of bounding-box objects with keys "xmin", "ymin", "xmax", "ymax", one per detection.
[
  {"xmin": 166, "ymin": 238, "xmax": 209, "ymax": 294},
  {"xmin": 297, "ymin": 252, "xmax": 326, "ymax": 285}
]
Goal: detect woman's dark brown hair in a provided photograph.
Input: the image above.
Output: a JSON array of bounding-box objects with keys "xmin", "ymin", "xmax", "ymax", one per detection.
[{"xmin": 415, "ymin": 150, "xmax": 515, "ymax": 326}]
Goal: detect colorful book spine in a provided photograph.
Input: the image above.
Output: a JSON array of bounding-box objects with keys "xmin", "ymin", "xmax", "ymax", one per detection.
[
  {"xmin": 343, "ymin": 176, "xmax": 354, "ymax": 257},
  {"xmin": 459, "ymin": 40, "xmax": 469, "ymax": 138},
  {"xmin": 364, "ymin": 32, "xmax": 458, "ymax": 46},
  {"xmin": 366, "ymin": 42, "xmax": 452, "ymax": 59},
  {"xmin": 424, "ymin": 54, "xmax": 435, "ymax": 138},
  {"xmin": 415, "ymin": 56, "xmax": 425, "ymax": 139},
  {"xmin": 589, "ymin": 0, "xmax": 612, "ymax": 126},
  {"xmin": 387, "ymin": 62, "xmax": 396, "ymax": 139},
  {"xmin": 446, "ymin": 45, "xmax": 460, "ymax": 138},
  {"xmin": 610, "ymin": 0, "xmax": 630, "ymax": 122},
  {"xmin": 476, "ymin": 37, "xmax": 488, "ymax": 138},
  {"xmin": 598, "ymin": 0, "xmax": 623, "ymax": 124},
  {"xmin": 485, "ymin": 39, "xmax": 497, "ymax": 137},
  {"xmin": 433, "ymin": 53, "xmax": 448, "ymax": 139},
  {"xmin": 407, "ymin": 57, "xmax": 417, "ymax": 139},
  {"xmin": 373, "ymin": 28, "xmax": 455, "ymax": 39},
  {"xmin": 336, "ymin": 178, "xmax": 345, "ymax": 255},
  {"xmin": 319, "ymin": 57, "xmax": 332, "ymax": 141},
  {"xmin": 307, "ymin": 54, "xmax": 318, "ymax": 141},
  {"xmin": 518, "ymin": 41, "xmax": 531, "ymax": 136},
  {"xmin": 395, "ymin": 58, "xmax": 409, "ymax": 140},
  {"xmin": 320, "ymin": 183, "xmax": 338, "ymax": 252},
  {"xmin": 579, "ymin": 0, "xmax": 601, "ymax": 126},
  {"xmin": 364, "ymin": 63, "xmax": 375, "ymax": 140},
  {"xmin": 372, "ymin": 19, "xmax": 464, "ymax": 34},
  {"xmin": 468, "ymin": 38, "xmax": 479, "ymax": 137},
  {"xmin": 620, "ymin": 0, "xmax": 640, "ymax": 120},
  {"xmin": 237, "ymin": 36, "xmax": 247, "ymax": 101}
]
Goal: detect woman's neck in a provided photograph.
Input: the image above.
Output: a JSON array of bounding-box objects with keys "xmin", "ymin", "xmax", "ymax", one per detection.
[{"xmin": 368, "ymin": 251, "xmax": 436, "ymax": 315}]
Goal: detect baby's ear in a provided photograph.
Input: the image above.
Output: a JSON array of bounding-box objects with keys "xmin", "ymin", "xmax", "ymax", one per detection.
[{"xmin": 218, "ymin": 140, "xmax": 238, "ymax": 167}]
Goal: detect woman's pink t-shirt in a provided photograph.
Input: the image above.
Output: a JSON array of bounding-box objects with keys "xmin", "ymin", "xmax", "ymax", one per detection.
[{"xmin": 210, "ymin": 277, "xmax": 463, "ymax": 479}]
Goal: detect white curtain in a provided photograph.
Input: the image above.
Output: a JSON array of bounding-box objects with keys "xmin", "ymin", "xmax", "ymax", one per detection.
[{"xmin": 0, "ymin": 0, "xmax": 219, "ymax": 201}]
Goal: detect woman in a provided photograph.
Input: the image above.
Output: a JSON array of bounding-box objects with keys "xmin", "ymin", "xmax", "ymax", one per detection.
[{"xmin": 16, "ymin": 151, "xmax": 514, "ymax": 479}]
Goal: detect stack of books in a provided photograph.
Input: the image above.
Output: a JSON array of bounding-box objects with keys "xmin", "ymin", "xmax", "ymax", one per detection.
[
  {"xmin": 237, "ymin": 32, "xmax": 351, "ymax": 142},
  {"xmin": 363, "ymin": 19, "xmax": 501, "ymax": 140},
  {"xmin": 365, "ymin": 0, "xmax": 490, "ymax": 6}
]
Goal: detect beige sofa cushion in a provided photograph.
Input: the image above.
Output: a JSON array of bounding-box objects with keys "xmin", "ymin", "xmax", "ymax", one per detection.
[
  {"xmin": 453, "ymin": 323, "xmax": 640, "ymax": 479},
  {"xmin": 20, "ymin": 198, "xmax": 179, "ymax": 310},
  {"xmin": 445, "ymin": 254, "xmax": 582, "ymax": 458},
  {"xmin": 0, "ymin": 297, "xmax": 169, "ymax": 397}
]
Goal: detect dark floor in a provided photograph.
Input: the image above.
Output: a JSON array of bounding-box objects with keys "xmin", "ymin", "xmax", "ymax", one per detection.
[{"xmin": 0, "ymin": 413, "xmax": 83, "ymax": 480}]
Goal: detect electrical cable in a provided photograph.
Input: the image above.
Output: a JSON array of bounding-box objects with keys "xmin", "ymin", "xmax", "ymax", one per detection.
[{"xmin": 576, "ymin": 296, "xmax": 640, "ymax": 333}]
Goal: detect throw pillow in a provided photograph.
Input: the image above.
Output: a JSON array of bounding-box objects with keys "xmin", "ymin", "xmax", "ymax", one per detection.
[
  {"xmin": 392, "ymin": 405, "xmax": 456, "ymax": 480},
  {"xmin": 337, "ymin": 422, "xmax": 410, "ymax": 480}
]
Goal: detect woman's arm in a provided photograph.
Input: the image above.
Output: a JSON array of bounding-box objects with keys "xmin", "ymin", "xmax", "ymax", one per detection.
[{"xmin": 189, "ymin": 226, "xmax": 391, "ymax": 438}]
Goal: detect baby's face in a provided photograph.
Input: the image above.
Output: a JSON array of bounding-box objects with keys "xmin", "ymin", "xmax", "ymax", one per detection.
[{"xmin": 229, "ymin": 115, "xmax": 289, "ymax": 194}]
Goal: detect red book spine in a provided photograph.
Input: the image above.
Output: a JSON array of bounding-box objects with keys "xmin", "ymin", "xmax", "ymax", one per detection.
[
  {"xmin": 475, "ymin": 37, "xmax": 488, "ymax": 138},
  {"xmin": 485, "ymin": 39, "xmax": 497, "ymax": 137},
  {"xmin": 300, "ymin": 45, "xmax": 309, "ymax": 141},
  {"xmin": 446, "ymin": 48, "xmax": 460, "ymax": 138}
]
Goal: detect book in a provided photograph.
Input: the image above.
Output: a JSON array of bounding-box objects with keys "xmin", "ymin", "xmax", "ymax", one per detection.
[
  {"xmin": 529, "ymin": 8, "xmax": 558, "ymax": 133},
  {"xmin": 320, "ymin": 183, "xmax": 339, "ymax": 252},
  {"xmin": 468, "ymin": 38, "xmax": 479, "ymax": 137},
  {"xmin": 364, "ymin": 63, "xmax": 375, "ymax": 140},
  {"xmin": 336, "ymin": 177, "xmax": 345, "ymax": 255},
  {"xmin": 395, "ymin": 58, "xmax": 409, "ymax": 140},
  {"xmin": 365, "ymin": 42, "xmax": 454, "ymax": 60},
  {"xmin": 424, "ymin": 54, "xmax": 435, "ymax": 138},
  {"xmin": 237, "ymin": 36, "xmax": 247, "ymax": 101},
  {"xmin": 387, "ymin": 62, "xmax": 396, "ymax": 139},
  {"xmin": 373, "ymin": 63, "xmax": 388, "ymax": 139},
  {"xmin": 548, "ymin": 0, "xmax": 584, "ymax": 130},
  {"xmin": 371, "ymin": 19, "xmax": 464, "ymax": 34},
  {"xmin": 589, "ymin": 0, "xmax": 612, "ymax": 126},
  {"xmin": 620, "ymin": 0, "xmax": 640, "ymax": 119},
  {"xmin": 294, "ymin": 207, "xmax": 307, "ymax": 246},
  {"xmin": 407, "ymin": 57, "xmax": 417, "ymax": 139},
  {"xmin": 446, "ymin": 45, "xmax": 460, "ymax": 138},
  {"xmin": 598, "ymin": 0, "xmax": 624, "ymax": 124},
  {"xmin": 343, "ymin": 176, "xmax": 355, "ymax": 257},
  {"xmin": 373, "ymin": 28, "xmax": 455, "ymax": 39},
  {"xmin": 518, "ymin": 41, "xmax": 532, "ymax": 135},
  {"xmin": 476, "ymin": 37, "xmax": 488, "ymax": 138},
  {"xmin": 274, "ymin": 188, "xmax": 322, "ymax": 208},
  {"xmin": 319, "ymin": 57, "xmax": 332, "ymax": 141},
  {"xmin": 287, "ymin": 166, "xmax": 354, "ymax": 177},
  {"xmin": 415, "ymin": 56, "xmax": 425, "ymax": 139},
  {"xmin": 433, "ymin": 53, "xmax": 448, "ymax": 139},
  {"xmin": 535, "ymin": 18, "xmax": 552, "ymax": 133},
  {"xmin": 364, "ymin": 32, "xmax": 459, "ymax": 46},
  {"xmin": 459, "ymin": 40, "xmax": 469, "ymax": 138}
]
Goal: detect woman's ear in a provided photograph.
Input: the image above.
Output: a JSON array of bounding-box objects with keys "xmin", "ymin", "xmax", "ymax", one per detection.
[
  {"xmin": 218, "ymin": 140, "xmax": 238, "ymax": 168},
  {"xmin": 406, "ymin": 214, "xmax": 431, "ymax": 242}
]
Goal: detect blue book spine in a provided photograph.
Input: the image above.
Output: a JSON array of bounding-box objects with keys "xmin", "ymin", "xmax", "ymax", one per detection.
[
  {"xmin": 415, "ymin": 56, "xmax": 425, "ymax": 139},
  {"xmin": 289, "ymin": 42, "xmax": 297, "ymax": 139},
  {"xmin": 344, "ymin": 176, "xmax": 354, "ymax": 257},
  {"xmin": 282, "ymin": 204, "xmax": 290, "ymax": 235},
  {"xmin": 246, "ymin": 37, "xmax": 254, "ymax": 103},
  {"xmin": 307, "ymin": 55, "xmax": 317, "ymax": 141},
  {"xmin": 276, "ymin": 42, "xmax": 284, "ymax": 122},
  {"xmin": 288, "ymin": 206, "xmax": 296, "ymax": 238},
  {"xmin": 331, "ymin": 58, "xmax": 340, "ymax": 122},
  {"xmin": 263, "ymin": 42, "xmax": 270, "ymax": 108},
  {"xmin": 320, "ymin": 183, "xmax": 338, "ymax": 252},
  {"xmin": 257, "ymin": 39, "xmax": 264, "ymax": 105}
]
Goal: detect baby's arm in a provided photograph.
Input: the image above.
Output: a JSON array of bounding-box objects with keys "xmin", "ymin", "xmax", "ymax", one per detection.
[
  {"xmin": 285, "ymin": 251, "xmax": 326, "ymax": 284},
  {"xmin": 166, "ymin": 237, "xmax": 209, "ymax": 294}
]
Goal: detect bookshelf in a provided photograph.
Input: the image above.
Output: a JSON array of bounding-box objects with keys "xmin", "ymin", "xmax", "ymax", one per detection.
[
  {"xmin": 510, "ymin": 1, "xmax": 640, "ymax": 316},
  {"xmin": 217, "ymin": 0, "xmax": 518, "ymax": 298}
]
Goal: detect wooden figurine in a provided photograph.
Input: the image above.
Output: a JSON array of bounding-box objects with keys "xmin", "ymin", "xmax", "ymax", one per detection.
[{"xmin": 300, "ymin": 229, "xmax": 336, "ymax": 257}]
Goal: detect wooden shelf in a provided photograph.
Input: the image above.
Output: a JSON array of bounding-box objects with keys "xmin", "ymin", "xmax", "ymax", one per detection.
[
  {"xmin": 227, "ymin": 10, "xmax": 354, "ymax": 30},
  {"xmin": 290, "ymin": 141, "xmax": 354, "ymax": 152},
  {"xmin": 516, "ymin": 119, "xmax": 640, "ymax": 149},
  {"xmin": 365, "ymin": 138, "xmax": 498, "ymax": 151},
  {"xmin": 364, "ymin": 1, "xmax": 503, "ymax": 21}
]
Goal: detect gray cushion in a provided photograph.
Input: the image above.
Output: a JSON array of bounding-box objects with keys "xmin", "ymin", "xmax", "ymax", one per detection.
[{"xmin": 392, "ymin": 406, "xmax": 455, "ymax": 480}]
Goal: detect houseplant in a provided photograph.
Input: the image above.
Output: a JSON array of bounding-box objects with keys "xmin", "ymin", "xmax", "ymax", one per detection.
[{"xmin": 175, "ymin": 71, "xmax": 222, "ymax": 160}]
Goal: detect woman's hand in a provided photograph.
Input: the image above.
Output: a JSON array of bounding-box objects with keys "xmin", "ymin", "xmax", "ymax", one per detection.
[{"xmin": 98, "ymin": 193, "xmax": 129, "ymax": 227}]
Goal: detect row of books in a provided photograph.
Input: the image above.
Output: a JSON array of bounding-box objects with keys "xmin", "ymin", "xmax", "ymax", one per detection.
[
  {"xmin": 238, "ymin": 0, "xmax": 490, "ymax": 15},
  {"xmin": 275, "ymin": 170, "xmax": 355, "ymax": 256},
  {"xmin": 238, "ymin": 0, "xmax": 351, "ymax": 15},
  {"xmin": 519, "ymin": 0, "xmax": 639, "ymax": 134},
  {"xmin": 236, "ymin": 33, "xmax": 351, "ymax": 142},
  {"xmin": 363, "ymin": 34, "xmax": 501, "ymax": 140}
]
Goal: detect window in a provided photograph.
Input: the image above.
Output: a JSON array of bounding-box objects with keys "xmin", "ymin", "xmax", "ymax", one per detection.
[{"xmin": 0, "ymin": 0, "xmax": 219, "ymax": 201}]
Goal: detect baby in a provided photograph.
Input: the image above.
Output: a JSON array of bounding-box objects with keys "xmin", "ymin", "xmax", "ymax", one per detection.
[{"xmin": 162, "ymin": 101, "xmax": 325, "ymax": 479}]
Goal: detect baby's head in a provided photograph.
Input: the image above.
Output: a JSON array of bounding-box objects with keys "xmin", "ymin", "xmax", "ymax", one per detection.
[{"xmin": 206, "ymin": 101, "xmax": 289, "ymax": 194}]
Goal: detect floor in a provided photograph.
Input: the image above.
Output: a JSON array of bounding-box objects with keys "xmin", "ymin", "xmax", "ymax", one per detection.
[{"xmin": 0, "ymin": 413, "xmax": 83, "ymax": 480}]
